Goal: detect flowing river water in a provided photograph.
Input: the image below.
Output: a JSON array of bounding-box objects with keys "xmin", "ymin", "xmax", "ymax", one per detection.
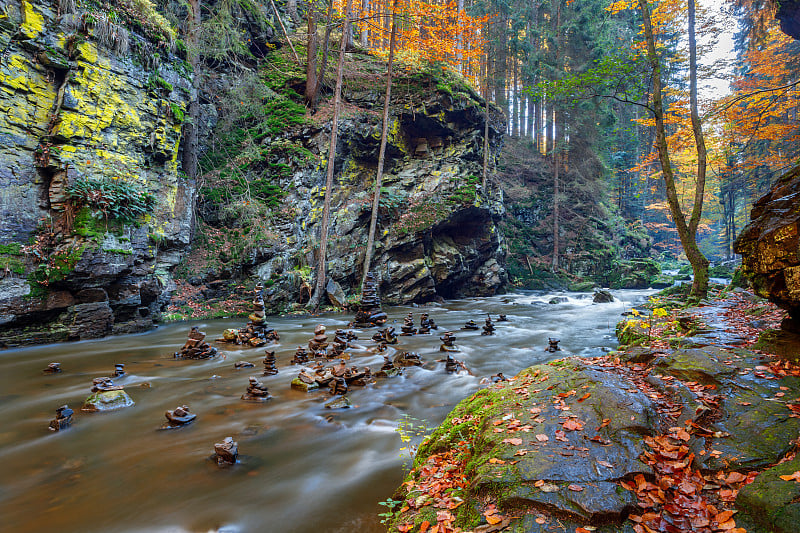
[{"xmin": 0, "ymin": 289, "xmax": 654, "ymax": 533}]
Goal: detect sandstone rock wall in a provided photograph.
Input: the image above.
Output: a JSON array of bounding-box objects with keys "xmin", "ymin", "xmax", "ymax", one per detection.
[
  {"xmin": 0, "ymin": 0, "xmax": 191, "ymax": 345},
  {"xmin": 735, "ymin": 164, "xmax": 800, "ymax": 329}
]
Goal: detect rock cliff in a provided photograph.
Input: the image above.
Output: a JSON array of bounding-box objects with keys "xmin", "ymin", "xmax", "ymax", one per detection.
[
  {"xmin": 735, "ymin": 164, "xmax": 800, "ymax": 331},
  {"xmin": 0, "ymin": 0, "xmax": 190, "ymax": 344}
]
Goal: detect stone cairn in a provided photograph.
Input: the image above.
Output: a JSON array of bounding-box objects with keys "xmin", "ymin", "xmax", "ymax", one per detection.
[
  {"xmin": 444, "ymin": 353, "xmax": 466, "ymax": 374},
  {"xmin": 440, "ymin": 331, "xmax": 459, "ymax": 352},
  {"xmin": 329, "ymin": 329, "xmax": 349, "ymax": 358},
  {"xmin": 329, "ymin": 376, "xmax": 348, "ymax": 396},
  {"xmin": 497, "ymin": 314, "xmax": 509, "ymax": 322},
  {"xmin": 352, "ymin": 272, "xmax": 387, "ymax": 327},
  {"xmin": 92, "ymin": 377, "xmax": 123, "ymax": 392},
  {"xmin": 395, "ymin": 351, "xmax": 422, "ymax": 367},
  {"xmin": 214, "ymin": 437, "xmax": 238, "ymax": 466},
  {"xmin": 43, "ymin": 362, "xmax": 62, "ymax": 374},
  {"xmin": 113, "ymin": 364, "xmax": 125, "ymax": 377},
  {"xmin": 308, "ymin": 324, "xmax": 329, "ymax": 357},
  {"xmin": 175, "ymin": 326, "xmax": 218, "ymax": 359},
  {"xmin": 545, "ymin": 338, "xmax": 561, "ymax": 352},
  {"xmin": 262, "ymin": 350, "xmax": 278, "ymax": 375},
  {"xmin": 400, "ymin": 313, "xmax": 417, "ymax": 336},
  {"xmin": 163, "ymin": 405, "xmax": 197, "ymax": 429},
  {"xmin": 462, "ymin": 319, "xmax": 480, "ymax": 330},
  {"xmin": 292, "ymin": 346, "xmax": 310, "ymax": 365},
  {"xmin": 234, "ymin": 361, "xmax": 255, "ymax": 369},
  {"xmin": 220, "ymin": 284, "xmax": 280, "ymax": 347},
  {"xmin": 376, "ymin": 355, "xmax": 400, "ymax": 378},
  {"xmin": 372, "ymin": 326, "xmax": 398, "ymax": 345},
  {"xmin": 481, "ymin": 316, "xmax": 496, "ymax": 336},
  {"xmin": 241, "ymin": 376, "xmax": 272, "ymax": 401},
  {"xmin": 48, "ymin": 405, "xmax": 73, "ymax": 431},
  {"xmin": 418, "ymin": 313, "xmax": 437, "ymax": 334}
]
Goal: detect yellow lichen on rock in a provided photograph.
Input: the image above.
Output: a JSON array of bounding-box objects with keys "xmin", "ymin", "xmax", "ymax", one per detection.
[{"xmin": 19, "ymin": 0, "xmax": 44, "ymax": 40}]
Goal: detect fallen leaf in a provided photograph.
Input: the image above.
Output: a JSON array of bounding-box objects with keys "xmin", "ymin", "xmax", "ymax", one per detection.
[
  {"xmin": 539, "ymin": 482, "xmax": 559, "ymax": 493},
  {"xmin": 514, "ymin": 449, "xmax": 529, "ymax": 456},
  {"xmin": 563, "ymin": 419, "xmax": 584, "ymax": 431},
  {"xmin": 555, "ymin": 430, "xmax": 568, "ymax": 442},
  {"xmin": 535, "ymin": 516, "xmax": 547, "ymax": 524},
  {"xmin": 502, "ymin": 437, "xmax": 523, "ymax": 446},
  {"xmin": 597, "ymin": 460, "xmax": 614, "ymax": 468},
  {"xmin": 577, "ymin": 392, "xmax": 591, "ymax": 402},
  {"xmin": 535, "ymin": 434, "xmax": 549, "ymax": 442},
  {"xmin": 489, "ymin": 458, "xmax": 505, "ymax": 464},
  {"xmin": 419, "ymin": 520, "xmax": 431, "ymax": 533},
  {"xmin": 485, "ymin": 514, "xmax": 502, "ymax": 525},
  {"xmin": 779, "ymin": 471, "xmax": 800, "ymax": 482},
  {"xmin": 568, "ymin": 484, "xmax": 583, "ymax": 491}
]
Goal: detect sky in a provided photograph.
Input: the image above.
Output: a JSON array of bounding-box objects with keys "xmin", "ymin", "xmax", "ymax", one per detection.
[{"xmin": 698, "ymin": 1, "xmax": 738, "ymax": 100}]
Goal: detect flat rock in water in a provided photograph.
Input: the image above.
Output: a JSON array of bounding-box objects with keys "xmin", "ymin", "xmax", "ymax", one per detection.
[
  {"xmin": 438, "ymin": 361, "xmax": 655, "ymax": 524},
  {"xmin": 82, "ymin": 389, "xmax": 135, "ymax": 412},
  {"xmin": 324, "ymin": 396, "xmax": 352, "ymax": 409},
  {"xmin": 290, "ymin": 377, "xmax": 319, "ymax": 392}
]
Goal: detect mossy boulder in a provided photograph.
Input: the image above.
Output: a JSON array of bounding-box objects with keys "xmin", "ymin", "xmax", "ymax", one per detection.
[
  {"xmin": 81, "ymin": 389, "xmax": 135, "ymax": 412},
  {"xmin": 737, "ymin": 455, "xmax": 800, "ymax": 533}
]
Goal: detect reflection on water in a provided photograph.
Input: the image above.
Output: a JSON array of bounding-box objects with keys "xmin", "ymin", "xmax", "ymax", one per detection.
[{"xmin": 0, "ymin": 290, "xmax": 652, "ymax": 533}]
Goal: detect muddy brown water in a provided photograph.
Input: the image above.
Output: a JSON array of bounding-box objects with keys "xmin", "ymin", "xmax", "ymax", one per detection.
[{"xmin": 0, "ymin": 290, "xmax": 653, "ymax": 533}]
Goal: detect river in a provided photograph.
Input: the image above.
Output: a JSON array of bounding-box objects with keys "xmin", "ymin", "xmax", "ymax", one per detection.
[{"xmin": 0, "ymin": 289, "xmax": 653, "ymax": 533}]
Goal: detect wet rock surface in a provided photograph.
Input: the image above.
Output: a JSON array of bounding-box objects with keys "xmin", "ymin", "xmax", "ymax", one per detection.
[{"xmin": 390, "ymin": 297, "xmax": 800, "ymax": 533}]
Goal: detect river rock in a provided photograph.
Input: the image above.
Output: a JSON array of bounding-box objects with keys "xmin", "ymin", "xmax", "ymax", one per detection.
[
  {"xmin": 326, "ymin": 279, "xmax": 346, "ymax": 308},
  {"xmin": 81, "ymin": 389, "xmax": 135, "ymax": 412},
  {"xmin": 593, "ymin": 289, "xmax": 614, "ymax": 303}
]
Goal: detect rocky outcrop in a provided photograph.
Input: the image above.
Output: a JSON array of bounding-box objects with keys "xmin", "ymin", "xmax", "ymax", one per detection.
[
  {"xmin": 188, "ymin": 68, "xmax": 507, "ymax": 311},
  {"xmin": 388, "ymin": 298, "xmax": 800, "ymax": 532},
  {"xmin": 0, "ymin": 1, "xmax": 191, "ymax": 346},
  {"xmin": 734, "ymin": 164, "xmax": 800, "ymax": 330}
]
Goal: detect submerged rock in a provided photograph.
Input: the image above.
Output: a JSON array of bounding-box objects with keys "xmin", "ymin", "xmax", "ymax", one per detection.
[
  {"xmin": 593, "ymin": 290, "xmax": 614, "ymax": 303},
  {"xmin": 82, "ymin": 389, "xmax": 135, "ymax": 412}
]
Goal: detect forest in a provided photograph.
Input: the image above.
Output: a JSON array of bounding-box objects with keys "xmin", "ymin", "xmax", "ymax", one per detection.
[{"xmin": 2, "ymin": 0, "xmax": 800, "ymax": 532}]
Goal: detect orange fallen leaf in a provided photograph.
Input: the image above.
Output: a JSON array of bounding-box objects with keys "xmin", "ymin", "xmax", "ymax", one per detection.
[
  {"xmin": 563, "ymin": 419, "xmax": 584, "ymax": 431},
  {"xmin": 779, "ymin": 471, "xmax": 800, "ymax": 482},
  {"xmin": 576, "ymin": 528, "xmax": 591, "ymax": 533},
  {"xmin": 535, "ymin": 434, "xmax": 549, "ymax": 442},
  {"xmin": 502, "ymin": 437, "xmax": 523, "ymax": 446},
  {"xmin": 419, "ymin": 520, "xmax": 431, "ymax": 533},
  {"xmin": 568, "ymin": 484, "xmax": 583, "ymax": 491},
  {"xmin": 577, "ymin": 392, "xmax": 591, "ymax": 402},
  {"xmin": 534, "ymin": 479, "xmax": 545, "ymax": 487},
  {"xmin": 485, "ymin": 514, "xmax": 503, "ymax": 525},
  {"xmin": 489, "ymin": 458, "xmax": 506, "ymax": 464},
  {"xmin": 534, "ymin": 516, "xmax": 546, "ymax": 524}
]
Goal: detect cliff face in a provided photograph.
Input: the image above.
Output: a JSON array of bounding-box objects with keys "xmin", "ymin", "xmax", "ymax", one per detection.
[
  {"xmin": 0, "ymin": 0, "xmax": 190, "ymax": 345},
  {"xmin": 182, "ymin": 66, "xmax": 508, "ymax": 314},
  {"xmin": 735, "ymin": 164, "xmax": 800, "ymax": 330},
  {"xmin": 0, "ymin": 1, "xmax": 506, "ymax": 344}
]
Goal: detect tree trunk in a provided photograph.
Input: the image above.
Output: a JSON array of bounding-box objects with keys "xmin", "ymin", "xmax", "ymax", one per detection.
[
  {"xmin": 360, "ymin": 0, "xmax": 369, "ymax": 48},
  {"xmin": 309, "ymin": 0, "xmax": 353, "ymax": 309},
  {"xmin": 552, "ymin": 142, "xmax": 559, "ymax": 270},
  {"xmin": 304, "ymin": 4, "xmax": 319, "ymax": 107},
  {"xmin": 361, "ymin": 0, "xmax": 398, "ymax": 290},
  {"xmin": 181, "ymin": 0, "xmax": 201, "ymax": 182},
  {"xmin": 638, "ymin": 0, "xmax": 709, "ymax": 299},
  {"xmin": 312, "ymin": 0, "xmax": 335, "ymax": 110},
  {"xmin": 287, "ymin": 0, "xmax": 301, "ymax": 25}
]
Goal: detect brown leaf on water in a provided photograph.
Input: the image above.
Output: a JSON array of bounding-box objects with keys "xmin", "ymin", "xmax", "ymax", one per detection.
[
  {"xmin": 502, "ymin": 437, "xmax": 523, "ymax": 446},
  {"xmin": 555, "ymin": 430, "xmax": 568, "ymax": 442},
  {"xmin": 535, "ymin": 434, "xmax": 549, "ymax": 442},
  {"xmin": 563, "ymin": 419, "xmax": 584, "ymax": 431}
]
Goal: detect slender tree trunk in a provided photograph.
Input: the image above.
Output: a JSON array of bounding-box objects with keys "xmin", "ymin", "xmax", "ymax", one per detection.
[
  {"xmin": 482, "ymin": 59, "xmax": 491, "ymax": 188},
  {"xmin": 312, "ymin": 0, "xmax": 335, "ymax": 109},
  {"xmin": 287, "ymin": 0, "xmax": 301, "ymax": 25},
  {"xmin": 309, "ymin": 0, "xmax": 353, "ymax": 309},
  {"xmin": 552, "ymin": 143, "xmax": 559, "ymax": 270},
  {"xmin": 181, "ymin": 0, "xmax": 201, "ymax": 182},
  {"xmin": 638, "ymin": 0, "xmax": 709, "ymax": 299},
  {"xmin": 360, "ymin": 0, "xmax": 369, "ymax": 47},
  {"xmin": 270, "ymin": 0, "xmax": 300, "ymax": 65},
  {"xmin": 304, "ymin": 3, "xmax": 319, "ymax": 107},
  {"xmin": 361, "ymin": 0, "xmax": 398, "ymax": 289},
  {"xmin": 511, "ymin": 56, "xmax": 519, "ymax": 137}
]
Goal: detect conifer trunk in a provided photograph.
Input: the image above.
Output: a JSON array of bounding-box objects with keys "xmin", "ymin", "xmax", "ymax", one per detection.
[
  {"xmin": 309, "ymin": 0, "xmax": 353, "ymax": 309},
  {"xmin": 361, "ymin": 0, "xmax": 399, "ymax": 290}
]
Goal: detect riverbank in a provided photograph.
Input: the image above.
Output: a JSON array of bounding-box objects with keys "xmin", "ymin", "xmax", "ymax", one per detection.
[{"xmin": 387, "ymin": 288, "xmax": 800, "ymax": 533}]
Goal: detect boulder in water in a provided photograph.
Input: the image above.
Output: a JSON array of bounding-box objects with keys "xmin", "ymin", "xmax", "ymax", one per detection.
[
  {"xmin": 82, "ymin": 389, "xmax": 135, "ymax": 412},
  {"xmin": 593, "ymin": 290, "xmax": 614, "ymax": 303}
]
